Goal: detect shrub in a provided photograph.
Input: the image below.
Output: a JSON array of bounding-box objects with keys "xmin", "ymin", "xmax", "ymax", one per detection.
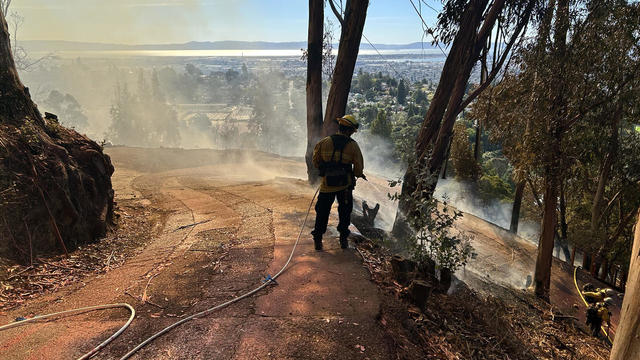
[
  {"xmin": 390, "ymin": 162, "xmax": 475, "ymax": 273},
  {"xmin": 450, "ymin": 123, "xmax": 480, "ymax": 180}
]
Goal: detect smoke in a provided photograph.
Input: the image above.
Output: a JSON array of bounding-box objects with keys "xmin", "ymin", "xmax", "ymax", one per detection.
[
  {"xmin": 353, "ymin": 131, "xmax": 403, "ymax": 179},
  {"xmin": 14, "ymin": 0, "xmax": 211, "ymax": 44},
  {"xmin": 434, "ymin": 178, "xmax": 540, "ymax": 242}
]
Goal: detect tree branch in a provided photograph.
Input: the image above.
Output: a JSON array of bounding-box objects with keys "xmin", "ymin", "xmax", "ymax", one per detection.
[
  {"xmin": 598, "ymin": 190, "xmax": 622, "ymax": 226},
  {"xmin": 476, "ymin": 0, "xmax": 506, "ymax": 44},
  {"xmin": 564, "ymin": 62, "xmax": 640, "ymax": 130},
  {"xmin": 457, "ymin": 0, "xmax": 535, "ymax": 113},
  {"xmin": 328, "ymin": 0, "xmax": 345, "ymax": 26},
  {"xmin": 607, "ymin": 205, "xmax": 638, "ymax": 245},
  {"xmin": 1, "ymin": 0, "xmax": 11, "ymax": 17},
  {"xmin": 527, "ymin": 176, "xmax": 543, "ymax": 211}
]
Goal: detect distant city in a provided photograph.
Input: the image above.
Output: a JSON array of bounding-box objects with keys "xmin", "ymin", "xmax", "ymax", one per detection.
[{"xmin": 22, "ymin": 40, "xmax": 454, "ymax": 83}]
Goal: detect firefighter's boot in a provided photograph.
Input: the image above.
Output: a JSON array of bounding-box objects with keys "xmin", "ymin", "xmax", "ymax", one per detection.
[{"xmin": 339, "ymin": 234, "xmax": 349, "ymax": 249}]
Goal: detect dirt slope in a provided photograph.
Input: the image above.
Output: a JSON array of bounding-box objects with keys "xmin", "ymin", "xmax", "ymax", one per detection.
[
  {"xmin": 0, "ymin": 148, "xmax": 391, "ymax": 359},
  {"xmin": 453, "ymin": 211, "xmax": 621, "ymax": 338},
  {"xmin": 0, "ymin": 147, "xmax": 619, "ymax": 359},
  {"xmin": 349, "ymin": 171, "xmax": 621, "ymax": 338}
]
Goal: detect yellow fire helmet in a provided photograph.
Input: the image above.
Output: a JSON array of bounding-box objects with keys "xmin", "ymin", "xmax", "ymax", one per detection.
[{"xmin": 337, "ymin": 114, "xmax": 359, "ymax": 130}]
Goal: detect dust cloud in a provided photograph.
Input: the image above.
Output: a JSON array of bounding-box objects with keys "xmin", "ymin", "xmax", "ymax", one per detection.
[{"xmin": 16, "ymin": 42, "xmax": 550, "ymax": 295}]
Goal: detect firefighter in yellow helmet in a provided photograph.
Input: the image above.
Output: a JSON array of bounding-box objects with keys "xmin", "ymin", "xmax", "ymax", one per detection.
[
  {"xmin": 311, "ymin": 115, "xmax": 365, "ymax": 251},
  {"xmin": 582, "ymin": 288, "xmax": 615, "ymax": 304},
  {"xmin": 586, "ymin": 297, "xmax": 613, "ymax": 338}
]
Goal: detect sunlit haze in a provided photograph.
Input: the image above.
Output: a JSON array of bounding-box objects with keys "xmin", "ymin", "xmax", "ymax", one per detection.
[{"xmin": 12, "ymin": 0, "xmax": 440, "ymax": 44}]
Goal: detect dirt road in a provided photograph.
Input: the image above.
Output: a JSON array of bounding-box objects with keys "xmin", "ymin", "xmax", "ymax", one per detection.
[{"xmin": 0, "ymin": 148, "xmax": 391, "ymax": 359}]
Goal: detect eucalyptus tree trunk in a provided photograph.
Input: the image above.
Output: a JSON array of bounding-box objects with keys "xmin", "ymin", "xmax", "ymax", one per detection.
[
  {"xmin": 305, "ymin": 0, "xmax": 324, "ymax": 184},
  {"xmin": 609, "ymin": 210, "xmax": 640, "ymax": 360},
  {"xmin": 534, "ymin": 0, "xmax": 569, "ymax": 300},
  {"xmin": 322, "ymin": 0, "xmax": 369, "ymax": 136},
  {"xmin": 392, "ymin": 0, "xmax": 503, "ymax": 237},
  {"xmin": 509, "ymin": 181, "xmax": 525, "ymax": 233},
  {"xmin": 534, "ymin": 168, "xmax": 559, "ymax": 299},
  {"xmin": 591, "ymin": 107, "xmax": 623, "ymax": 269},
  {"xmin": 0, "ymin": 7, "xmax": 40, "ymax": 125},
  {"xmin": 0, "ymin": 7, "xmax": 114, "ymax": 262}
]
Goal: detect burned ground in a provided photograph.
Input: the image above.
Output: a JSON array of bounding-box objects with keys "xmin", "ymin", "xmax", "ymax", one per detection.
[{"xmin": 0, "ymin": 148, "xmax": 616, "ymax": 359}]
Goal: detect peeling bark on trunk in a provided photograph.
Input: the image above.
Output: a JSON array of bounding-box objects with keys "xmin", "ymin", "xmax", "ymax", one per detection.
[
  {"xmin": 609, "ymin": 210, "xmax": 640, "ymax": 360},
  {"xmin": 474, "ymin": 57, "xmax": 488, "ymax": 162},
  {"xmin": 322, "ymin": 0, "xmax": 368, "ymax": 136},
  {"xmin": 558, "ymin": 179, "xmax": 571, "ymax": 262},
  {"xmin": 305, "ymin": 0, "xmax": 324, "ymax": 184}
]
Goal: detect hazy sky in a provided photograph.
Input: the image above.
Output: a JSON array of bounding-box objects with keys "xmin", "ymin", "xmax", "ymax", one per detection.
[{"xmin": 10, "ymin": 0, "xmax": 440, "ymax": 44}]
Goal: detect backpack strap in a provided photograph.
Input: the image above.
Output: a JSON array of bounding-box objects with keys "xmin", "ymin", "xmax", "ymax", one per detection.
[{"xmin": 330, "ymin": 135, "xmax": 353, "ymax": 165}]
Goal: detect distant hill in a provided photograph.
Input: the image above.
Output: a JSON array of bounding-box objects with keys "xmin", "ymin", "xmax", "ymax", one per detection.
[{"xmin": 22, "ymin": 40, "xmax": 437, "ymax": 52}]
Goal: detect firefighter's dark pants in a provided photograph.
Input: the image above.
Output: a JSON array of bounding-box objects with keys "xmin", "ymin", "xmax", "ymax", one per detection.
[
  {"xmin": 312, "ymin": 189, "xmax": 353, "ymax": 240},
  {"xmin": 590, "ymin": 319, "xmax": 602, "ymax": 337}
]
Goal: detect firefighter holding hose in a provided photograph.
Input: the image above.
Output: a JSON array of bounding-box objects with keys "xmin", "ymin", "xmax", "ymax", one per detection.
[
  {"xmin": 311, "ymin": 115, "xmax": 365, "ymax": 251},
  {"xmin": 582, "ymin": 287, "xmax": 615, "ymax": 304},
  {"xmin": 586, "ymin": 297, "xmax": 614, "ymax": 338}
]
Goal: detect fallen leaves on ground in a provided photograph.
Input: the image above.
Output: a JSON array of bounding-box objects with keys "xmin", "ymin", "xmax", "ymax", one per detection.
[
  {"xmin": 0, "ymin": 202, "xmax": 163, "ymax": 311},
  {"xmin": 355, "ymin": 239, "xmax": 611, "ymax": 360}
]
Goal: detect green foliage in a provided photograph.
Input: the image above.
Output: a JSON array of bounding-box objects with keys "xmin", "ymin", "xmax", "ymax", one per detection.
[
  {"xmin": 450, "ymin": 123, "xmax": 480, "ymax": 181},
  {"xmin": 246, "ymin": 72, "xmax": 304, "ymax": 154},
  {"xmin": 370, "ymin": 109, "xmax": 392, "ymax": 139},
  {"xmin": 482, "ymin": 151, "xmax": 513, "ymax": 183},
  {"xmin": 364, "ymin": 88, "xmax": 376, "ymax": 101},
  {"xmin": 473, "ymin": 0, "xmax": 640, "ymax": 267},
  {"xmin": 413, "ymin": 89, "xmax": 428, "ymax": 106},
  {"xmin": 477, "ymin": 172, "xmax": 514, "ymax": 204},
  {"xmin": 358, "ymin": 105, "xmax": 378, "ymax": 127},
  {"xmin": 406, "ymin": 103, "xmax": 425, "ymax": 118},
  {"xmin": 357, "ymin": 71, "xmax": 374, "ymax": 92},
  {"xmin": 391, "ymin": 114, "xmax": 422, "ymax": 162},
  {"xmin": 390, "ymin": 164, "xmax": 474, "ymax": 272},
  {"xmin": 397, "ymin": 79, "xmax": 408, "ymax": 105}
]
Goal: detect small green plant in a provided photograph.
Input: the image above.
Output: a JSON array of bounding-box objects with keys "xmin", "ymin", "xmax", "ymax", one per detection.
[{"xmin": 390, "ymin": 160, "xmax": 475, "ymax": 272}]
